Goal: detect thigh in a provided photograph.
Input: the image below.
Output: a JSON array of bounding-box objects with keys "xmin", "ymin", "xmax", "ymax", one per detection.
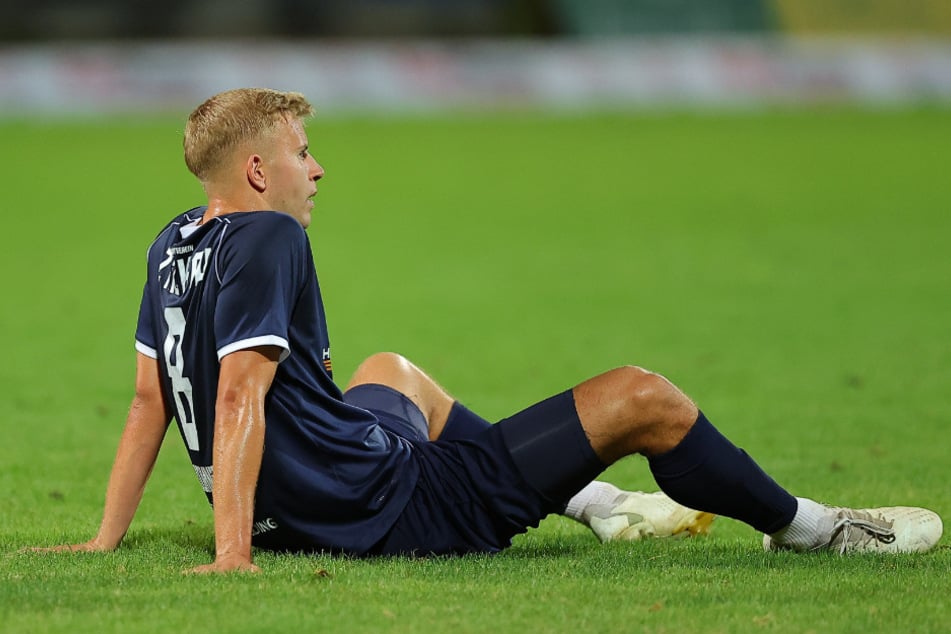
[
  {"xmin": 369, "ymin": 425, "xmax": 559, "ymax": 556},
  {"xmin": 344, "ymin": 383, "xmax": 429, "ymax": 443},
  {"xmin": 495, "ymin": 390, "xmax": 607, "ymax": 504},
  {"xmin": 345, "ymin": 353, "xmax": 454, "ymax": 439}
]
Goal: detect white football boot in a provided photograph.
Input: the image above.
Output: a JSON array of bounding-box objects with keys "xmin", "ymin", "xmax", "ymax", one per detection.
[
  {"xmin": 763, "ymin": 506, "xmax": 943, "ymax": 554},
  {"xmin": 584, "ymin": 491, "xmax": 716, "ymax": 543}
]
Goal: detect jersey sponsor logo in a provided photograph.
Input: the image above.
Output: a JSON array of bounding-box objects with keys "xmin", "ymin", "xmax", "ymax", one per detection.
[
  {"xmin": 159, "ymin": 245, "xmax": 195, "ymax": 261},
  {"xmin": 159, "ymin": 247, "xmax": 212, "ymax": 296},
  {"xmin": 251, "ymin": 517, "xmax": 280, "ymax": 537}
]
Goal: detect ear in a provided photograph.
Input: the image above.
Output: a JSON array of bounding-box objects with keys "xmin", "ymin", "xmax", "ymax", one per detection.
[{"xmin": 245, "ymin": 154, "xmax": 267, "ymax": 193}]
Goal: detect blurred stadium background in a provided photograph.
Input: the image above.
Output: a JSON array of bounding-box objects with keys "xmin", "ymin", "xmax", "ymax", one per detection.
[{"xmin": 2, "ymin": 0, "xmax": 950, "ymax": 115}]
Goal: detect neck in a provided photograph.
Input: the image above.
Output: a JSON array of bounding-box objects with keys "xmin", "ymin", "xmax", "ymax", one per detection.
[{"xmin": 200, "ymin": 192, "xmax": 266, "ymax": 224}]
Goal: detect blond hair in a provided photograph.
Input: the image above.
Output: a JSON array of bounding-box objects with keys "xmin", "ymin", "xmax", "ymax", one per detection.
[{"xmin": 183, "ymin": 88, "xmax": 315, "ymax": 181}]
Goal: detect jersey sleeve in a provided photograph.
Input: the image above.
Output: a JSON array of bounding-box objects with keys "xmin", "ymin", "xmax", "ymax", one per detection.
[
  {"xmin": 213, "ymin": 214, "xmax": 308, "ymax": 362},
  {"xmin": 134, "ymin": 215, "xmax": 188, "ymax": 360},
  {"xmin": 134, "ymin": 281, "xmax": 159, "ymax": 358}
]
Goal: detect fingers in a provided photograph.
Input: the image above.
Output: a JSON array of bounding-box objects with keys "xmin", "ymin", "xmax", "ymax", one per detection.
[
  {"xmin": 183, "ymin": 560, "xmax": 261, "ymax": 575},
  {"xmin": 24, "ymin": 544, "xmax": 263, "ymax": 575},
  {"xmin": 22, "ymin": 543, "xmax": 96, "ymax": 554}
]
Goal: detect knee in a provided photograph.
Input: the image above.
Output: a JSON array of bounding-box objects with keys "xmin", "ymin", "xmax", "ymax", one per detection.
[
  {"xmin": 610, "ymin": 365, "xmax": 696, "ymax": 432},
  {"xmin": 348, "ymin": 352, "xmax": 416, "ymax": 390},
  {"xmin": 574, "ymin": 365, "xmax": 699, "ymax": 461},
  {"xmin": 356, "ymin": 351, "xmax": 411, "ymax": 374}
]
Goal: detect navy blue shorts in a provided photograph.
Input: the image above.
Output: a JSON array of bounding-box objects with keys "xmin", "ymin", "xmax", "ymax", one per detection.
[{"xmin": 343, "ymin": 384, "xmax": 605, "ymax": 556}]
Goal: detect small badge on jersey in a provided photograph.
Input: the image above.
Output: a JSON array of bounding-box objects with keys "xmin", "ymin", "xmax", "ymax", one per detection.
[{"xmin": 322, "ymin": 347, "xmax": 332, "ymax": 374}]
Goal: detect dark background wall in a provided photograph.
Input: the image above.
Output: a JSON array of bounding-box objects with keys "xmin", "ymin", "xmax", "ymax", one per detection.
[{"xmin": 0, "ymin": 0, "xmax": 792, "ymax": 41}]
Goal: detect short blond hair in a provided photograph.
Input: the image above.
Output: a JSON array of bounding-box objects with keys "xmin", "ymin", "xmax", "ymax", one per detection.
[{"xmin": 183, "ymin": 88, "xmax": 315, "ymax": 181}]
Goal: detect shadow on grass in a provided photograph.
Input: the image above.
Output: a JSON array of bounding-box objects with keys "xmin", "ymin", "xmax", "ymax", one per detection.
[{"xmin": 121, "ymin": 521, "xmax": 215, "ymax": 554}]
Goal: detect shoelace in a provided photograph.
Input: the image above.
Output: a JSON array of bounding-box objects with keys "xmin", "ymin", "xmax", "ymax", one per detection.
[{"xmin": 828, "ymin": 515, "xmax": 897, "ymax": 554}]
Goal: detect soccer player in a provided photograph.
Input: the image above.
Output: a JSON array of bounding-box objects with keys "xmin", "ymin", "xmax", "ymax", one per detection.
[{"xmin": 33, "ymin": 89, "xmax": 941, "ymax": 573}]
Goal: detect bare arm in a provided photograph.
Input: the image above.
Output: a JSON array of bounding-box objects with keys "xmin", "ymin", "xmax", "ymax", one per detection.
[
  {"xmin": 186, "ymin": 345, "xmax": 279, "ymax": 574},
  {"xmin": 32, "ymin": 352, "xmax": 171, "ymax": 552}
]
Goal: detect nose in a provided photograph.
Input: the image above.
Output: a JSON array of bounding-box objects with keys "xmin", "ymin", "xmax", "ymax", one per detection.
[{"xmin": 311, "ymin": 157, "xmax": 325, "ymax": 182}]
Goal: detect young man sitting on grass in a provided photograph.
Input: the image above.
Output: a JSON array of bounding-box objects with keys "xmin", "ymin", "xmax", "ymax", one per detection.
[{"xmin": 32, "ymin": 88, "xmax": 942, "ymax": 573}]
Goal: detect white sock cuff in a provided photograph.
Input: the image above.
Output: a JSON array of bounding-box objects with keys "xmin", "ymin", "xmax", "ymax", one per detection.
[
  {"xmin": 563, "ymin": 481, "xmax": 622, "ymax": 522},
  {"xmin": 770, "ymin": 497, "xmax": 829, "ymax": 549}
]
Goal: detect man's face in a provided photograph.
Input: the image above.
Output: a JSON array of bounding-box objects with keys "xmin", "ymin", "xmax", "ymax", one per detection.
[{"xmin": 261, "ymin": 116, "xmax": 324, "ymax": 228}]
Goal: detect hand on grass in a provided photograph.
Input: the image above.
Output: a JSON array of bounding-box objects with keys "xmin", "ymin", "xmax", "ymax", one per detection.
[
  {"xmin": 25, "ymin": 538, "xmax": 114, "ymax": 554},
  {"xmin": 185, "ymin": 555, "xmax": 261, "ymax": 575}
]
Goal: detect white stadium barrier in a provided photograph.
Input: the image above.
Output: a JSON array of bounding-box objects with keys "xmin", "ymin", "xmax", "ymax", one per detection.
[{"xmin": 2, "ymin": 38, "xmax": 950, "ymax": 115}]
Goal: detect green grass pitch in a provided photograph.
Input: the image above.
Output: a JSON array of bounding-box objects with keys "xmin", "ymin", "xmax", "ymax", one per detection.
[{"xmin": 1, "ymin": 108, "xmax": 950, "ymax": 632}]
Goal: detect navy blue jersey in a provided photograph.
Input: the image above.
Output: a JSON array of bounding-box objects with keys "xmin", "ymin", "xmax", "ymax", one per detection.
[{"xmin": 134, "ymin": 208, "xmax": 419, "ymax": 554}]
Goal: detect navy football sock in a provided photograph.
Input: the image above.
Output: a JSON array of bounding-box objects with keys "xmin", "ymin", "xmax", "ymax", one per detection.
[
  {"xmin": 648, "ymin": 412, "xmax": 797, "ymax": 534},
  {"xmin": 439, "ymin": 401, "xmax": 492, "ymax": 441}
]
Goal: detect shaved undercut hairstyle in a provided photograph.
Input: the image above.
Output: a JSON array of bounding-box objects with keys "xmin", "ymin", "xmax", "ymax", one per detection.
[{"xmin": 183, "ymin": 88, "xmax": 315, "ymax": 181}]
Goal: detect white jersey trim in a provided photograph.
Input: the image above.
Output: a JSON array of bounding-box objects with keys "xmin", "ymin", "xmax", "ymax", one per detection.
[
  {"xmin": 218, "ymin": 336, "xmax": 290, "ymax": 362},
  {"xmin": 135, "ymin": 340, "xmax": 158, "ymax": 359},
  {"xmin": 178, "ymin": 217, "xmax": 202, "ymax": 239}
]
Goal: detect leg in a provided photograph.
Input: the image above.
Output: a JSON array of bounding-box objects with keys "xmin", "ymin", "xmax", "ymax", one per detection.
[
  {"xmin": 347, "ymin": 353, "xmax": 713, "ymax": 542},
  {"xmin": 354, "ymin": 357, "xmax": 941, "ymax": 553},
  {"xmin": 345, "ymin": 353, "xmax": 701, "ymax": 455},
  {"xmin": 572, "ymin": 365, "xmax": 698, "ymax": 461},
  {"xmin": 559, "ymin": 366, "xmax": 941, "ymax": 553},
  {"xmin": 547, "ymin": 365, "xmax": 798, "ymax": 534},
  {"xmin": 346, "ymin": 352, "xmax": 455, "ymax": 441}
]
